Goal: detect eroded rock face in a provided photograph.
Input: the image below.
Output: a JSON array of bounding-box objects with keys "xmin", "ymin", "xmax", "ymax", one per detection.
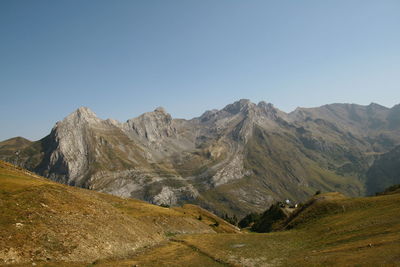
[
  {"xmin": 125, "ymin": 107, "xmax": 176, "ymax": 143},
  {"xmin": 211, "ymin": 153, "xmax": 251, "ymax": 187},
  {"xmin": 2, "ymin": 99, "xmax": 400, "ymax": 216},
  {"xmin": 40, "ymin": 107, "xmax": 101, "ymax": 186}
]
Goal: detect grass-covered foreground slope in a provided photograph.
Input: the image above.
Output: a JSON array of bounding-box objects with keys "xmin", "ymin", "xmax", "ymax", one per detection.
[
  {"xmin": 2, "ymin": 160, "xmax": 399, "ymax": 266},
  {"xmin": 94, "ymin": 191, "xmax": 400, "ymax": 266},
  {"xmin": 0, "ymin": 161, "xmax": 238, "ymax": 266}
]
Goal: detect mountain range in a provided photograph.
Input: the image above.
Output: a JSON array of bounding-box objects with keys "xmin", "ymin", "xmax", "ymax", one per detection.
[{"xmin": 1, "ymin": 99, "xmax": 400, "ymax": 216}]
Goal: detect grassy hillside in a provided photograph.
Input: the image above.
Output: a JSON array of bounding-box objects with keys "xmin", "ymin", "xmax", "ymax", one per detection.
[
  {"xmin": 0, "ymin": 161, "xmax": 238, "ymax": 266},
  {"xmin": 0, "ymin": 137, "xmax": 32, "ymax": 155},
  {"xmin": 0, "ymin": 137, "xmax": 44, "ymax": 170},
  {"xmin": 94, "ymin": 190, "xmax": 400, "ymax": 266}
]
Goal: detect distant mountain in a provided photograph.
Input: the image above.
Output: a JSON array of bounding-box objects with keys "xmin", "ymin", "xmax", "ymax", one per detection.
[{"xmin": 1, "ymin": 100, "xmax": 400, "ymax": 216}]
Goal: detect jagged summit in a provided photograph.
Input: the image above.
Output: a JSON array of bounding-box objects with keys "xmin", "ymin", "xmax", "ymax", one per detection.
[
  {"xmin": 223, "ymin": 99, "xmax": 256, "ymax": 114},
  {"xmin": 154, "ymin": 106, "xmax": 167, "ymax": 114},
  {"xmin": 126, "ymin": 106, "xmax": 172, "ymax": 122},
  {"xmin": 124, "ymin": 106, "xmax": 175, "ymax": 144},
  {"xmin": 257, "ymin": 101, "xmax": 282, "ymax": 117},
  {"xmin": 198, "ymin": 109, "xmax": 219, "ymax": 122},
  {"xmin": 62, "ymin": 106, "xmax": 99, "ymax": 125},
  {"xmin": 220, "ymin": 99, "xmax": 281, "ymax": 119},
  {"xmin": 73, "ymin": 106, "xmax": 97, "ymax": 117},
  {"xmin": 257, "ymin": 101, "xmax": 271, "ymax": 108},
  {"xmin": 257, "ymin": 101, "xmax": 278, "ymax": 111}
]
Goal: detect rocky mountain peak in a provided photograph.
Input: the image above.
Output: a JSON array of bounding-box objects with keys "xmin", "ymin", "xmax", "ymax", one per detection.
[
  {"xmin": 256, "ymin": 101, "xmax": 283, "ymax": 121},
  {"xmin": 62, "ymin": 106, "xmax": 100, "ymax": 125},
  {"xmin": 198, "ymin": 109, "xmax": 219, "ymax": 122},
  {"xmin": 124, "ymin": 107, "xmax": 175, "ymax": 143},
  {"xmin": 138, "ymin": 107, "xmax": 172, "ymax": 123},
  {"xmin": 75, "ymin": 106, "xmax": 97, "ymax": 118},
  {"xmin": 38, "ymin": 106, "xmax": 101, "ymax": 187},
  {"xmin": 257, "ymin": 101, "xmax": 273, "ymax": 109},
  {"xmin": 154, "ymin": 107, "xmax": 167, "ymax": 114},
  {"xmin": 223, "ymin": 99, "xmax": 256, "ymax": 114},
  {"xmin": 257, "ymin": 101, "xmax": 276, "ymax": 113}
]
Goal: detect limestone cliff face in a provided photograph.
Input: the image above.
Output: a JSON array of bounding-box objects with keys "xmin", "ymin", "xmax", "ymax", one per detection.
[
  {"xmin": 124, "ymin": 107, "xmax": 176, "ymax": 144},
  {"xmin": 39, "ymin": 107, "xmax": 100, "ymax": 185},
  {"xmin": 1, "ymin": 99, "xmax": 400, "ymax": 217}
]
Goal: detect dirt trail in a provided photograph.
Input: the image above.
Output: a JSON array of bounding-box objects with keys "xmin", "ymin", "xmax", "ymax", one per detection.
[{"xmin": 170, "ymin": 238, "xmax": 237, "ymax": 267}]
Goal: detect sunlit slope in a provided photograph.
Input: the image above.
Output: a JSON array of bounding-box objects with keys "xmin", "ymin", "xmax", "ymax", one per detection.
[
  {"xmin": 0, "ymin": 161, "xmax": 238, "ymax": 266},
  {"xmin": 113, "ymin": 191, "xmax": 400, "ymax": 267}
]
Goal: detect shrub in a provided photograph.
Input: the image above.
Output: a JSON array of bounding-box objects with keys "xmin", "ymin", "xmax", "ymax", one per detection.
[
  {"xmin": 251, "ymin": 204, "xmax": 287, "ymax": 233},
  {"xmin": 223, "ymin": 213, "xmax": 238, "ymax": 225},
  {"xmin": 212, "ymin": 221, "xmax": 219, "ymax": 227},
  {"xmin": 238, "ymin": 212, "xmax": 261, "ymax": 228}
]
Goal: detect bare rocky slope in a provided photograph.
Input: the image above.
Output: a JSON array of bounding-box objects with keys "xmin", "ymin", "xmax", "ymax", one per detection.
[{"xmin": 1, "ymin": 100, "xmax": 400, "ymax": 217}]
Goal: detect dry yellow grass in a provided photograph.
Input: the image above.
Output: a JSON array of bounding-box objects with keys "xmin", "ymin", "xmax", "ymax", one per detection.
[
  {"xmin": 103, "ymin": 191, "xmax": 400, "ymax": 267},
  {"xmin": 169, "ymin": 192, "xmax": 400, "ymax": 266},
  {"xmin": 0, "ymin": 161, "xmax": 237, "ymax": 266}
]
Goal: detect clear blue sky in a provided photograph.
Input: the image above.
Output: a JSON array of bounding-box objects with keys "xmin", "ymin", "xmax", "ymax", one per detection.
[{"xmin": 1, "ymin": 0, "xmax": 399, "ymax": 141}]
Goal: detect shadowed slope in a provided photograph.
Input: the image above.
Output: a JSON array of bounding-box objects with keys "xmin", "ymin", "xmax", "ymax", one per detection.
[{"xmin": 366, "ymin": 145, "xmax": 400, "ymax": 195}]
